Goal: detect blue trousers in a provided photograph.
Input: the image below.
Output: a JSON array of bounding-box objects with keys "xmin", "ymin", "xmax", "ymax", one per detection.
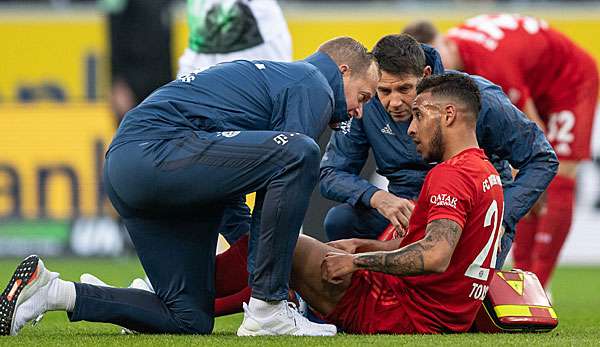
[
  {"xmin": 324, "ymin": 202, "xmax": 513, "ymax": 269},
  {"xmin": 69, "ymin": 130, "xmax": 320, "ymax": 334}
]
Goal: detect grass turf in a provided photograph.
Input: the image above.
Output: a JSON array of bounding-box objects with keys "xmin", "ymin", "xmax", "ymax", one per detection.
[{"xmin": 0, "ymin": 257, "xmax": 598, "ymax": 346}]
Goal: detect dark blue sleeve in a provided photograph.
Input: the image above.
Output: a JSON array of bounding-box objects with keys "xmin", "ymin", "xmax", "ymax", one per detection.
[
  {"xmin": 319, "ymin": 117, "xmax": 380, "ymax": 207},
  {"xmin": 478, "ymin": 88, "xmax": 559, "ymax": 233},
  {"xmin": 271, "ymin": 81, "xmax": 332, "ymax": 141}
]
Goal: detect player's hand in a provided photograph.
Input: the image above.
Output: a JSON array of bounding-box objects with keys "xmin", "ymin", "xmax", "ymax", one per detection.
[
  {"xmin": 370, "ymin": 190, "xmax": 414, "ymax": 233},
  {"xmin": 321, "ymin": 252, "xmax": 357, "ymax": 284},
  {"xmin": 326, "ymin": 238, "xmax": 361, "ymax": 254}
]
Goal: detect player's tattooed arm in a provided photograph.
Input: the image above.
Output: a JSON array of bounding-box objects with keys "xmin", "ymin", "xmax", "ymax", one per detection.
[{"xmin": 352, "ymin": 219, "xmax": 462, "ymax": 275}]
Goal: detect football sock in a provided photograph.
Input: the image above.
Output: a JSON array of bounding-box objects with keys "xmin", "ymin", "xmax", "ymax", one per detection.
[
  {"xmin": 47, "ymin": 278, "xmax": 76, "ymax": 312},
  {"xmin": 215, "ymin": 234, "xmax": 250, "ymax": 297},
  {"xmin": 215, "ymin": 286, "xmax": 251, "ymax": 316},
  {"xmin": 513, "ymin": 213, "xmax": 538, "ymax": 270},
  {"xmin": 531, "ymin": 175, "xmax": 575, "ymax": 287}
]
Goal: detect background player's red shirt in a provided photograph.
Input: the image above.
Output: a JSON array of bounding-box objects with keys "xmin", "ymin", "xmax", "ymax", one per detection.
[
  {"xmin": 398, "ymin": 148, "xmax": 504, "ymax": 332},
  {"xmin": 448, "ymin": 14, "xmax": 596, "ymax": 116}
]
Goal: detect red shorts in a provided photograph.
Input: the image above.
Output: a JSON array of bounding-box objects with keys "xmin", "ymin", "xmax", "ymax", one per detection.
[
  {"xmin": 324, "ymin": 270, "xmax": 416, "ymax": 334},
  {"xmin": 544, "ymin": 61, "xmax": 598, "ymax": 161}
]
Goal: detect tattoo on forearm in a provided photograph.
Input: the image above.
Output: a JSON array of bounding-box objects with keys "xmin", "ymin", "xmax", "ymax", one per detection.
[{"xmin": 353, "ymin": 219, "xmax": 462, "ymax": 276}]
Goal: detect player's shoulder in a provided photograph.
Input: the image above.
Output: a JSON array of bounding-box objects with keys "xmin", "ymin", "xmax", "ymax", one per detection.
[{"xmin": 432, "ymin": 148, "xmax": 493, "ymax": 180}]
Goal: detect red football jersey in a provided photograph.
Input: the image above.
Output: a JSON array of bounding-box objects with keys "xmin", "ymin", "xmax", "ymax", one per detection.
[
  {"xmin": 448, "ymin": 14, "xmax": 596, "ymax": 116},
  {"xmin": 398, "ymin": 148, "xmax": 505, "ymax": 333}
]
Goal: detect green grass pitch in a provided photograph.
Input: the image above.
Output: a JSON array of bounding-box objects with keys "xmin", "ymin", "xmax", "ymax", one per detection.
[{"xmin": 0, "ymin": 257, "xmax": 598, "ymax": 346}]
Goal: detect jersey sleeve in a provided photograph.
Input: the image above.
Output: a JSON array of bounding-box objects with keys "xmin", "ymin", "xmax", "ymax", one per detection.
[{"xmin": 425, "ymin": 166, "xmax": 475, "ymax": 228}]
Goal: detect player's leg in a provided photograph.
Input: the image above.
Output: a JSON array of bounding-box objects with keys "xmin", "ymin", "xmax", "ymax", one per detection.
[
  {"xmin": 290, "ymin": 235, "xmax": 353, "ymax": 316},
  {"xmin": 530, "ymin": 174, "xmax": 576, "ymax": 287},
  {"xmin": 324, "ymin": 203, "xmax": 389, "ymax": 241},
  {"xmin": 513, "ymin": 213, "xmax": 539, "ymax": 270},
  {"xmin": 531, "ymin": 70, "xmax": 598, "ymax": 287}
]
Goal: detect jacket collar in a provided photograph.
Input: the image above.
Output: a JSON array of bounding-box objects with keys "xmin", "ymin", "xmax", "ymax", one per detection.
[
  {"xmin": 304, "ymin": 52, "xmax": 349, "ymax": 123},
  {"xmin": 421, "ymin": 43, "xmax": 446, "ymax": 75}
]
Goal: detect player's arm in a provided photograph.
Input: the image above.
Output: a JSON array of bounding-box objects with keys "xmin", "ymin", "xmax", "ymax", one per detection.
[
  {"xmin": 522, "ymin": 98, "xmax": 546, "ymax": 133},
  {"xmin": 327, "ymin": 237, "xmax": 403, "ymax": 254},
  {"xmin": 322, "ymin": 219, "xmax": 462, "ymax": 282},
  {"xmin": 478, "ymin": 88, "xmax": 558, "ymax": 234}
]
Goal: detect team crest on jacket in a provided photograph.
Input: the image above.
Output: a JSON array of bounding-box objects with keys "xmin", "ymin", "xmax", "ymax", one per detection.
[{"xmin": 218, "ymin": 131, "xmax": 241, "ymax": 138}]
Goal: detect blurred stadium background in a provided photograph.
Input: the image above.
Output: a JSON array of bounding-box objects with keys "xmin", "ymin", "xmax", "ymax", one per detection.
[{"xmin": 0, "ymin": 0, "xmax": 599, "ymax": 264}]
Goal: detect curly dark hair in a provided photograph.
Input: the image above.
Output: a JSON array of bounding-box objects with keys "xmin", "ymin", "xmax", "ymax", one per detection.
[{"xmin": 416, "ymin": 73, "xmax": 481, "ymax": 118}]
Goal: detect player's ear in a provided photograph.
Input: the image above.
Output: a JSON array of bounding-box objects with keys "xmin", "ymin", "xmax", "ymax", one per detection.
[
  {"xmin": 443, "ymin": 104, "xmax": 457, "ymax": 126},
  {"xmin": 423, "ymin": 66, "xmax": 432, "ymax": 77},
  {"xmin": 339, "ymin": 64, "xmax": 350, "ymax": 76}
]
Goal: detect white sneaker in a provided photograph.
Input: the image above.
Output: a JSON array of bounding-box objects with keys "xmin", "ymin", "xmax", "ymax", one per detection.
[
  {"xmin": 237, "ymin": 301, "xmax": 337, "ymax": 336},
  {"xmin": 79, "ymin": 273, "xmax": 153, "ymax": 335},
  {"xmin": 0, "ymin": 255, "xmax": 59, "ymax": 336}
]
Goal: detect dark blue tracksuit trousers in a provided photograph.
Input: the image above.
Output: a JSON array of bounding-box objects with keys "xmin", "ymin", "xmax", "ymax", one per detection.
[{"xmin": 69, "ymin": 130, "xmax": 320, "ymax": 334}]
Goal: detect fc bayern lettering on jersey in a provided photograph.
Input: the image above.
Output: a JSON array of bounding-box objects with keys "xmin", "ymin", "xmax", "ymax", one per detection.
[
  {"xmin": 482, "ymin": 174, "xmax": 502, "ymax": 192},
  {"xmin": 430, "ymin": 193, "xmax": 458, "ymax": 208}
]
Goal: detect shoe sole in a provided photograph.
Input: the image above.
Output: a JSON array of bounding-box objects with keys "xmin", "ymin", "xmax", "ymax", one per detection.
[{"xmin": 0, "ymin": 255, "xmax": 41, "ymax": 336}]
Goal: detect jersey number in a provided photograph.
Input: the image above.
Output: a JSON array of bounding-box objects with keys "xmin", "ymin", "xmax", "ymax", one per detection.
[
  {"xmin": 547, "ymin": 110, "xmax": 575, "ymax": 156},
  {"xmin": 465, "ymin": 199, "xmax": 503, "ymax": 281},
  {"xmin": 451, "ymin": 14, "xmax": 548, "ymax": 51}
]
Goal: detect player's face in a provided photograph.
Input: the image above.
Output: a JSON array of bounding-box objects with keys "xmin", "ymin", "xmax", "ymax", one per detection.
[
  {"xmin": 408, "ymin": 92, "xmax": 444, "ymax": 162},
  {"xmin": 342, "ymin": 63, "xmax": 379, "ymax": 120},
  {"xmin": 377, "ymin": 71, "xmax": 421, "ymax": 123}
]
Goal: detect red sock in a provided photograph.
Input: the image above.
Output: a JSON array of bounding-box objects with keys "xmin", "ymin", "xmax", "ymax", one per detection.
[
  {"xmin": 531, "ymin": 175, "xmax": 575, "ymax": 287},
  {"xmin": 513, "ymin": 213, "xmax": 538, "ymax": 270},
  {"xmin": 215, "ymin": 286, "xmax": 251, "ymax": 316},
  {"xmin": 215, "ymin": 234, "xmax": 250, "ymax": 297}
]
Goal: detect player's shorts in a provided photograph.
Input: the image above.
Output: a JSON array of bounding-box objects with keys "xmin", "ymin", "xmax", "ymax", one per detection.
[
  {"xmin": 544, "ymin": 58, "xmax": 599, "ymax": 161},
  {"xmin": 324, "ymin": 270, "xmax": 416, "ymax": 334}
]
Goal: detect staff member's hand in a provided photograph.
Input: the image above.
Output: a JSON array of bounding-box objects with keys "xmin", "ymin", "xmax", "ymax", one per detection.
[{"xmin": 370, "ymin": 190, "xmax": 414, "ymax": 233}]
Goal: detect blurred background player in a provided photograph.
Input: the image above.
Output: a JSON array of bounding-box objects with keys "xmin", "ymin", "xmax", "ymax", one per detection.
[
  {"xmin": 178, "ymin": 0, "xmax": 293, "ymax": 246},
  {"xmin": 320, "ymin": 34, "xmax": 557, "ymax": 268},
  {"xmin": 404, "ymin": 14, "xmax": 599, "ymax": 287},
  {"xmin": 102, "ymin": 0, "xmax": 174, "ymax": 125},
  {"xmin": 177, "ymin": 0, "xmax": 292, "ymax": 77}
]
